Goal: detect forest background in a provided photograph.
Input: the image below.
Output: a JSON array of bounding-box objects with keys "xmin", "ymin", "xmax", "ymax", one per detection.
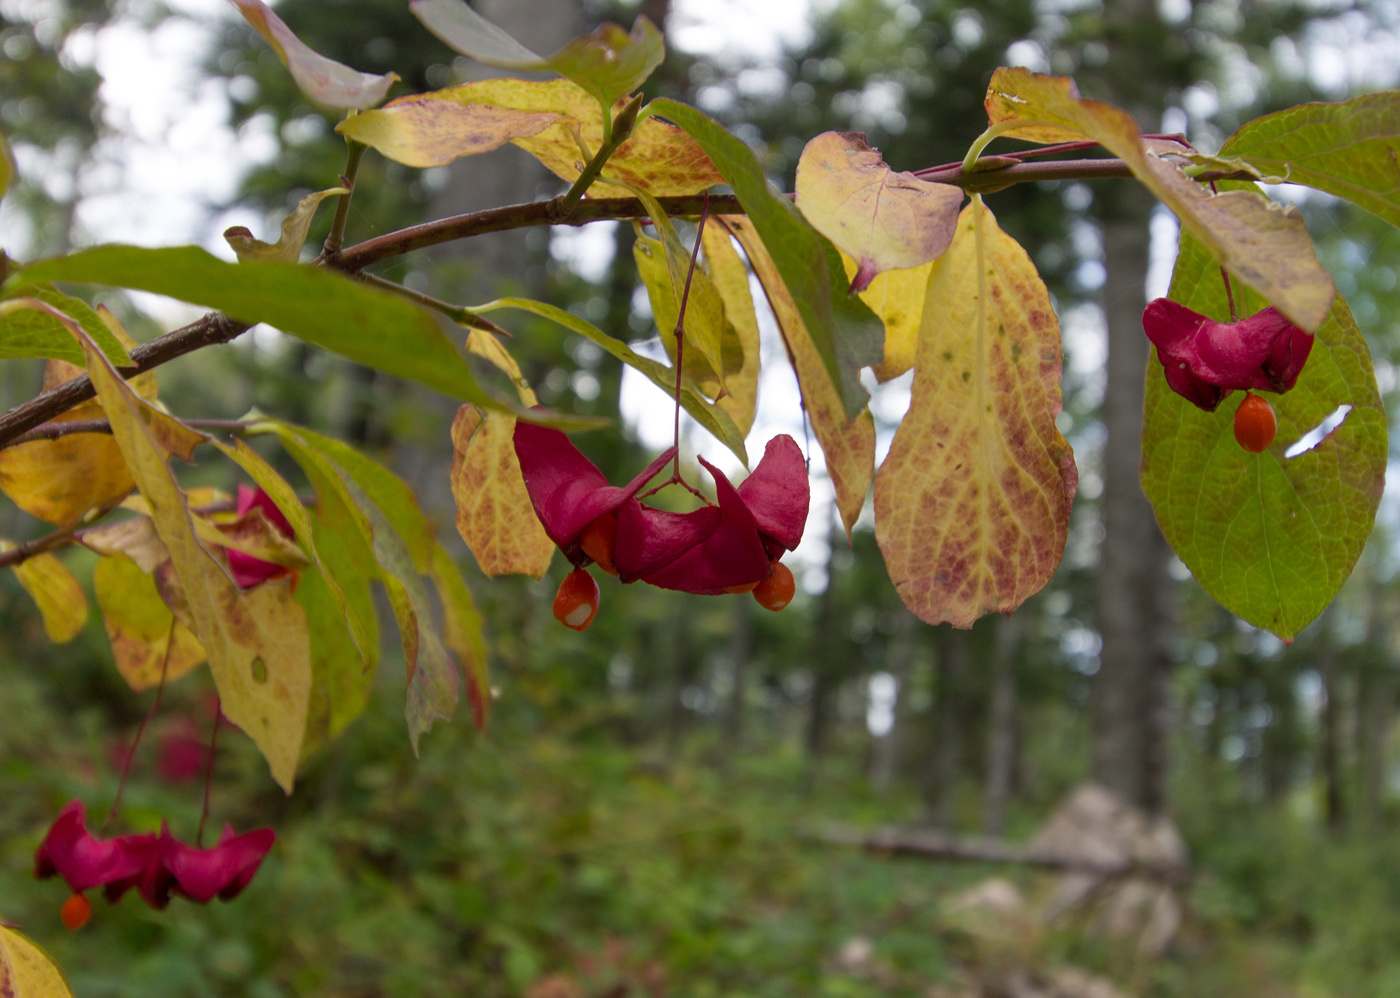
[{"xmin": 3, "ymin": 0, "xmax": 1400, "ymax": 995}]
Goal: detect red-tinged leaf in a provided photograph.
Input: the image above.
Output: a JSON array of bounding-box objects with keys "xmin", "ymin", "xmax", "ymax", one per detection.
[
  {"xmin": 228, "ymin": 0, "xmax": 397, "ymax": 110},
  {"xmin": 724, "ymin": 216, "xmax": 875, "ymax": 535},
  {"xmin": 410, "ymin": 1, "xmax": 663, "ymax": 112},
  {"xmin": 983, "ymin": 67, "xmax": 1335, "ymax": 332},
  {"xmin": 796, "ymin": 131, "xmax": 962, "ymax": 292},
  {"xmin": 875, "ymin": 199, "xmax": 1077, "ymax": 628}
]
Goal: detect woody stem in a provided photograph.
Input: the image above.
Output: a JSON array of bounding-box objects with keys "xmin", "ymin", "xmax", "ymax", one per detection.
[
  {"xmin": 197, "ymin": 700, "xmax": 221, "ymax": 847},
  {"xmin": 1220, "ymin": 267, "xmax": 1238, "ymax": 322},
  {"xmin": 102, "ymin": 621, "xmax": 174, "ymax": 834}
]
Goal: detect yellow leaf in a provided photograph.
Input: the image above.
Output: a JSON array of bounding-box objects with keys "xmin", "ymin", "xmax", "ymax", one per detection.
[
  {"xmin": 0, "ymin": 924, "xmax": 75, "ymax": 998},
  {"xmin": 2, "ymin": 546, "xmax": 87, "ymax": 643},
  {"xmin": 982, "ymin": 67, "xmax": 1334, "ymax": 331},
  {"xmin": 223, "ymin": 186, "xmax": 349, "ymax": 262},
  {"xmin": 840, "ymin": 249, "xmax": 932, "ymax": 383},
  {"xmin": 336, "ymin": 100, "xmax": 564, "ymax": 168},
  {"xmin": 701, "ymin": 223, "xmax": 760, "ymax": 436},
  {"xmin": 632, "ymin": 231, "xmax": 737, "ymax": 398},
  {"xmin": 450, "ymin": 404, "xmax": 555, "ymax": 579},
  {"xmin": 465, "ymin": 328, "xmax": 538, "ymax": 406},
  {"xmin": 0, "ymin": 402, "xmax": 134, "ymax": 526},
  {"xmin": 725, "ymin": 217, "xmax": 875, "ymax": 535},
  {"xmin": 80, "ymin": 514, "xmax": 170, "ymax": 572},
  {"xmin": 94, "ymin": 554, "xmax": 206, "ymax": 691},
  {"xmin": 341, "ymin": 78, "xmax": 721, "ymax": 195},
  {"xmin": 875, "ymin": 199, "xmax": 1077, "ymax": 628},
  {"xmin": 73, "ymin": 324, "xmax": 311, "ymax": 792},
  {"xmin": 795, "ymin": 131, "xmax": 962, "ymax": 291}
]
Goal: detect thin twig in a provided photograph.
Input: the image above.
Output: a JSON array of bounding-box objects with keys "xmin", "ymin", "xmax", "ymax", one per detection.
[
  {"xmin": 102, "ymin": 621, "xmax": 175, "ymax": 835},
  {"xmin": 6, "ymin": 417, "xmax": 253, "ymax": 448},
  {"xmin": 0, "ymin": 498, "xmax": 127, "ymax": 569},
  {"xmin": 197, "ymin": 700, "xmax": 221, "ymax": 847},
  {"xmin": 320, "ymin": 139, "xmax": 367, "ymax": 262},
  {"xmin": 0, "ymin": 313, "xmax": 250, "ymax": 450}
]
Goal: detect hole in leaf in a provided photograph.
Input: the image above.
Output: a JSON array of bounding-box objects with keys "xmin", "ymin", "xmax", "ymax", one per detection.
[
  {"xmin": 1284, "ymin": 404, "xmax": 1352, "ymax": 459},
  {"xmin": 251, "ymin": 658, "xmax": 267, "ymax": 684}
]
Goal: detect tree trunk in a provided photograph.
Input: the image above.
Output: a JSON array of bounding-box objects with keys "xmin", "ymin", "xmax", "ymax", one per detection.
[
  {"xmin": 924, "ymin": 627, "xmax": 969, "ymax": 830},
  {"xmin": 805, "ymin": 528, "xmax": 844, "ymax": 763},
  {"xmin": 724, "ymin": 595, "xmax": 752, "ymax": 752},
  {"xmin": 1320, "ymin": 637, "xmax": 1346, "ymax": 831},
  {"xmin": 1090, "ymin": 172, "xmax": 1175, "ymax": 815},
  {"xmin": 870, "ymin": 610, "xmax": 918, "ymax": 792},
  {"xmin": 984, "ymin": 612, "xmax": 1023, "ymax": 836}
]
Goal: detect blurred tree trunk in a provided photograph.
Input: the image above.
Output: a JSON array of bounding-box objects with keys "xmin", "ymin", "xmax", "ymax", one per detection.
[
  {"xmin": 1359, "ymin": 663, "xmax": 1389, "ymax": 830},
  {"xmin": 871, "ymin": 610, "xmax": 918, "ymax": 792},
  {"xmin": 1320, "ymin": 635, "xmax": 1346, "ymax": 831},
  {"xmin": 724, "ymin": 595, "xmax": 753, "ymax": 752},
  {"xmin": 983, "ymin": 613, "xmax": 1023, "ymax": 836},
  {"xmin": 667, "ymin": 612, "xmax": 699, "ymax": 757},
  {"xmin": 805, "ymin": 534, "xmax": 843, "ymax": 762},
  {"xmin": 924, "ymin": 627, "xmax": 969, "ymax": 830}
]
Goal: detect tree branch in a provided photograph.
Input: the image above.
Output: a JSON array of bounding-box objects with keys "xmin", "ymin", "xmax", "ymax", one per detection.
[
  {"xmin": 5, "ymin": 417, "xmax": 253, "ymax": 449},
  {"xmin": 0, "ymin": 313, "xmax": 250, "ymax": 449},
  {"xmin": 806, "ymin": 824, "xmax": 1190, "ymax": 885}
]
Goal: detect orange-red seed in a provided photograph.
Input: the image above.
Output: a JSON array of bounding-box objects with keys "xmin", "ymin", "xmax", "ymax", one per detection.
[
  {"xmin": 1233, "ymin": 392, "xmax": 1277, "ymax": 453},
  {"xmin": 61, "ymin": 893, "xmax": 92, "ymax": 931},
  {"xmin": 753, "ymin": 562, "xmax": 796, "ymax": 612},
  {"xmin": 579, "ymin": 514, "xmax": 619, "ymax": 576},
  {"xmin": 553, "ymin": 568, "xmax": 600, "ymax": 631}
]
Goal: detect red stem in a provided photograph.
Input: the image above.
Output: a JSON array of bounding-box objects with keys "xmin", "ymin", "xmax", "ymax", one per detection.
[
  {"xmin": 102, "ymin": 622, "xmax": 174, "ymax": 834},
  {"xmin": 196, "ymin": 700, "xmax": 221, "ymax": 847}
]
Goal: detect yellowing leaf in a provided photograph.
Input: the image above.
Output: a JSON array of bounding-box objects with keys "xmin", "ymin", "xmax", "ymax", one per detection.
[
  {"xmin": 336, "ymin": 102, "xmax": 562, "ymax": 169},
  {"xmin": 81, "ymin": 514, "xmax": 170, "ymax": 572},
  {"xmin": 875, "ymin": 199, "xmax": 1077, "ymax": 628},
  {"xmin": 228, "ymin": 0, "xmax": 398, "ymax": 110},
  {"xmin": 701, "ymin": 224, "xmax": 760, "ymax": 436},
  {"xmin": 0, "ymin": 130, "xmax": 13, "ymax": 200},
  {"xmin": 431, "ymin": 544, "xmax": 490, "ymax": 731},
  {"xmin": 632, "ymin": 230, "xmax": 737, "ymax": 397},
  {"xmin": 411, "ymin": 2, "xmax": 663, "ymax": 113},
  {"xmin": 840, "ymin": 249, "xmax": 932, "ymax": 383},
  {"xmin": 2, "ymin": 546, "xmax": 87, "ymax": 642},
  {"xmin": 345, "ymin": 79, "xmax": 720, "ymax": 195},
  {"xmin": 74, "ymin": 321, "xmax": 310, "ymax": 792},
  {"xmin": 450, "ymin": 405, "xmax": 555, "ymax": 579},
  {"xmin": 212, "ymin": 436, "xmax": 372, "ymax": 665},
  {"xmin": 223, "ymin": 186, "xmax": 349, "ymax": 262},
  {"xmin": 725, "ymin": 217, "xmax": 874, "ymax": 534},
  {"xmin": 982, "ymin": 67, "xmax": 1334, "ymax": 332},
  {"xmin": 796, "ymin": 131, "xmax": 962, "ymax": 292},
  {"xmin": 0, "ymin": 402, "xmax": 134, "ymax": 526},
  {"xmin": 0, "ymin": 924, "xmax": 74, "ymax": 998},
  {"xmin": 465, "ymin": 327, "xmax": 537, "ymax": 406},
  {"xmin": 94, "ymin": 554, "xmax": 206, "ymax": 691}
]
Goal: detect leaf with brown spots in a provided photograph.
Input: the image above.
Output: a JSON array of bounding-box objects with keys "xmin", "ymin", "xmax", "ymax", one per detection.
[
  {"xmin": 73, "ymin": 319, "xmax": 311, "ymax": 792},
  {"xmin": 875, "ymin": 198, "xmax": 1077, "ymax": 628},
  {"xmin": 1, "ymin": 546, "xmax": 86, "ymax": 643},
  {"xmin": 341, "ymin": 79, "xmax": 721, "ymax": 195},
  {"xmin": 0, "ymin": 924, "xmax": 75, "ymax": 998},
  {"xmin": 724, "ymin": 216, "xmax": 874, "ymax": 535},
  {"xmin": 94, "ymin": 554, "xmax": 206, "ymax": 692},
  {"xmin": 795, "ymin": 131, "xmax": 962, "ymax": 292},
  {"xmin": 451, "ymin": 405, "xmax": 555, "ymax": 579},
  {"xmin": 336, "ymin": 101, "xmax": 563, "ymax": 169},
  {"xmin": 983, "ymin": 67, "xmax": 1334, "ymax": 332}
]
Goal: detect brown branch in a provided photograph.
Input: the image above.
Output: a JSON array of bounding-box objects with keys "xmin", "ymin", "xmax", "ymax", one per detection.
[
  {"xmin": 336, "ymin": 157, "xmax": 1262, "ymax": 270},
  {"xmin": 6, "ymin": 417, "xmax": 253, "ymax": 449},
  {"xmin": 807, "ymin": 824, "xmax": 1190, "ymax": 885},
  {"xmin": 0, "ymin": 313, "xmax": 250, "ymax": 449}
]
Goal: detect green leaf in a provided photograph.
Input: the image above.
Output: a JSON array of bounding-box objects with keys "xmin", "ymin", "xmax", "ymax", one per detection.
[
  {"xmin": 648, "ymin": 98, "xmax": 879, "ymax": 418},
  {"xmin": 296, "ymin": 555, "xmax": 376, "ymax": 756},
  {"xmin": 430, "ymin": 544, "xmax": 490, "ymax": 731},
  {"xmin": 213, "ymin": 436, "xmax": 374, "ymax": 666},
  {"xmin": 228, "ymin": 0, "xmax": 398, "ymax": 110},
  {"xmin": 0, "ymin": 283, "xmax": 132, "ymax": 365},
  {"xmin": 471, "ymin": 296, "xmax": 748, "ymax": 466},
  {"xmin": 13, "ymin": 245, "xmax": 496, "ymax": 406},
  {"xmin": 410, "ymin": 1, "xmax": 663, "ymax": 115},
  {"xmin": 1142, "ymin": 209, "xmax": 1387, "ymax": 641},
  {"xmin": 0, "ymin": 130, "xmax": 14, "ymax": 200},
  {"xmin": 223, "ymin": 186, "xmax": 348, "ymax": 263},
  {"xmin": 1221, "ymin": 90, "xmax": 1400, "ymax": 229}
]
